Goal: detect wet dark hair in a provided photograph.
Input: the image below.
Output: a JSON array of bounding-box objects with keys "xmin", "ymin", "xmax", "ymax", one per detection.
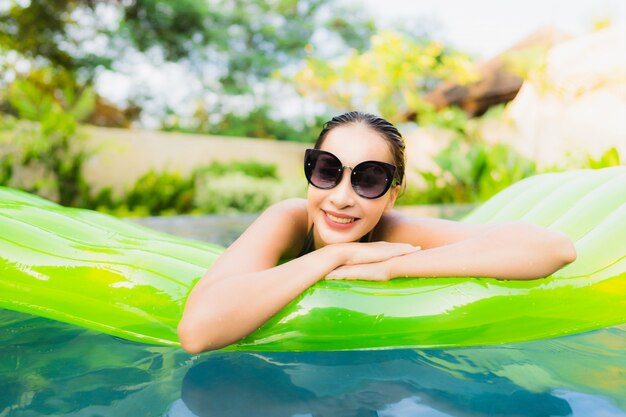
[{"xmin": 314, "ymin": 111, "xmax": 406, "ymax": 188}]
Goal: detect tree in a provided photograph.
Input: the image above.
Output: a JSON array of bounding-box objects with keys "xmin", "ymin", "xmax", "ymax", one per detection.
[
  {"xmin": 0, "ymin": 0, "xmax": 376, "ymax": 94},
  {"xmin": 286, "ymin": 30, "xmax": 479, "ymax": 126}
]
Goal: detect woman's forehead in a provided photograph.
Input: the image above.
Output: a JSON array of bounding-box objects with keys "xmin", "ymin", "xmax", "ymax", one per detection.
[{"xmin": 320, "ymin": 124, "xmax": 394, "ymax": 165}]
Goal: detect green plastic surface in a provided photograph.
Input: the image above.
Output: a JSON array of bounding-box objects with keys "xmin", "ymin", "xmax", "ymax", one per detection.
[{"xmin": 1, "ymin": 167, "xmax": 625, "ymax": 351}]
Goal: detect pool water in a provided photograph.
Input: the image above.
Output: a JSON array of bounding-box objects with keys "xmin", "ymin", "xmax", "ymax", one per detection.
[
  {"xmin": 1, "ymin": 212, "xmax": 625, "ymax": 417},
  {"xmin": 2, "ymin": 310, "xmax": 625, "ymax": 417}
]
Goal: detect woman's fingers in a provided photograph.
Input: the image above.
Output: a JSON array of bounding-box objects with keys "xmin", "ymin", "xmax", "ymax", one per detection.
[
  {"xmin": 345, "ymin": 242, "xmax": 420, "ymax": 265},
  {"xmin": 326, "ymin": 263, "xmax": 389, "ymax": 281}
]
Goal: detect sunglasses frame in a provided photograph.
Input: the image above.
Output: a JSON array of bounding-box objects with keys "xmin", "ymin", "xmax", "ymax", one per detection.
[{"xmin": 304, "ymin": 148, "xmax": 397, "ymax": 199}]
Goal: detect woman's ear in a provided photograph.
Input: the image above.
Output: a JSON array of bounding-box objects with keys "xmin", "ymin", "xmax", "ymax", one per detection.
[{"xmin": 384, "ymin": 186, "xmax": 400, "ymax": 213}]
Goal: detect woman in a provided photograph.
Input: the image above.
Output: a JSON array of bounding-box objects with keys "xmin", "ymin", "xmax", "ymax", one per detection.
[{"xmin": 178, "ymin": 112, "xmax": 577, "ymax": 354}]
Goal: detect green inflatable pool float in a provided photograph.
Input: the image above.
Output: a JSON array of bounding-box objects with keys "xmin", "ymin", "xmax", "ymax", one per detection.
[{"xmin": 1, "ymin": 167, "xmax": 625, "ymax": 351}]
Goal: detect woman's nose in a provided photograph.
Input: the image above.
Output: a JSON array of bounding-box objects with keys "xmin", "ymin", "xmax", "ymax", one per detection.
[{"xmin": 329, "ymin": 171, "xmax": 355, "ymax": 207}]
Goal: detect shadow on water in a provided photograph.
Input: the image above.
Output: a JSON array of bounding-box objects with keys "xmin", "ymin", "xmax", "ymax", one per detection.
[{"xmin": 171, "ymin": 327, "xmax": 626, "ymax": 417}]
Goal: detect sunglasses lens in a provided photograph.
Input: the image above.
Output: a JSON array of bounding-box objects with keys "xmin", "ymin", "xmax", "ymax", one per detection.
[
  {"xmin": 307, "ymin": 151, "xmax": 341, "ymax": 189},
  {"xmin": 352, "ymin": 162, "xmax": 391, "ymax": 199},
  {"xmin": 305, "ymin": 149, "xmax": 396, "ymax": 198}
]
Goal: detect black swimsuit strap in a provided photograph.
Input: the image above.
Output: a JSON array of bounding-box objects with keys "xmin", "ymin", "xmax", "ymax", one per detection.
[
  {"xmin": 297, "ymin": 227, "xmax": 316, "ymax": 258},
  {"xmin": 297, "ymin": 225, "xmax": 373, "ymax": 257}
]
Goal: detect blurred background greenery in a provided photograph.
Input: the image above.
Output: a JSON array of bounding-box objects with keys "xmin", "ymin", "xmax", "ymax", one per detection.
[{"xmin": 0, "ymin": 0, "xmax": 622, "ymax": 216}]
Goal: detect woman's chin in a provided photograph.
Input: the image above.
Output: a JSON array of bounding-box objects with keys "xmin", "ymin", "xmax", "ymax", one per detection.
[{"xmin": 317, "ymin": 227, "xmax": 363, "ymax": 246}]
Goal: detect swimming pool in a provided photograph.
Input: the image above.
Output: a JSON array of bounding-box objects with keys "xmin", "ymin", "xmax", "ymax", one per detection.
[{"xmin": 1, "ymin": 212, "xmax": 625, "ymax": 417}]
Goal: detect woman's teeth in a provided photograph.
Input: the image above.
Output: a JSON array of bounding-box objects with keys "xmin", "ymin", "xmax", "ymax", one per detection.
[{"xmin": 326, "ymin": 213, "xmax": 355, "ymax": 223}]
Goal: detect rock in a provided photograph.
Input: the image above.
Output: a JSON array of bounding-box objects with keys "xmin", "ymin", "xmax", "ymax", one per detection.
[
  {"xmin": 409, "ymin": 27, "xmax": 573, "ymax": 119},
  {"xmin": 505, "ymin": 26, "xmax": 626, "ymax": 166}
]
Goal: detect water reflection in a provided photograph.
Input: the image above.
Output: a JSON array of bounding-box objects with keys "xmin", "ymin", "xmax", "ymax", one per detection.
[
  {"xmin": 1, "ymin": 312, "xmax": 625, "ymax": 417},
  {"xmin": 169, "ymin": 325, "xmax": 625, "ymax": 417},
  {"xmin": 175, "ymin": 351, "xmax": 569, "ymax": 417}
]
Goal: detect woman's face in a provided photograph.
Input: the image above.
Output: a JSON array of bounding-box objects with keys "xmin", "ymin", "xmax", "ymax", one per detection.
[{"xmin": 307, "ymin": 123, "xmax": 400, "ymax": 249}]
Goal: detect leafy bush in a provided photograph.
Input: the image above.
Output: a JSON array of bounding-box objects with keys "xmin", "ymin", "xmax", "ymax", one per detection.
[
  {"xmin": 397, "ymin": 138, "xmax": 537, "ymax": 205},
  {"xmin": 195, "ymin": 160, "xmax": 279, "ymax": 179},
  {"xmin": 86, "ymin": 170, "xmax": 194, "ymax": 217},
  {"xmin": 85, "ymin": 160, "xmax": 303, "ymax": 216},
  {"xmin": 0, "ymin": 73, "xmax": 95, "ymax": 206},
  {"xmin": 194, "ymin": 172, "xmax": 305, "ymax": 214},
  {"xmin": 586, "ymin": 147, "xmax": 621, "ymax": 169},
  {"xmin": 126, "ymin": 170, "xmax": 195, "ymax": 215}
]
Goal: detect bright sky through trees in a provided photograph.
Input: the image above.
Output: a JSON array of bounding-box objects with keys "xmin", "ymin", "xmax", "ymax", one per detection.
[{"xmin": 364, "ymin": 0, "xmax": 625, "ymax": 59}]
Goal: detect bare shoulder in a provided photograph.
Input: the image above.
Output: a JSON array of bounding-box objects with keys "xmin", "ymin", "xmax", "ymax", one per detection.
[
  {"xmin": 201, "ymin": 199, "xmax": 309, "ymax": 283},
  {"xmin": 267, "ymin": 197, "xmax": 309, "ymax": 217},
  {"xmin": 235, "ymin": 198, "xmax": 309, "ymax": 257},
  {"xmin": 376, "ymin": 210, "xmax": 491, "ymax": 249},
  {"xmin": 262, "ymin": 198, "xmax": 309, "ymax": 235}
]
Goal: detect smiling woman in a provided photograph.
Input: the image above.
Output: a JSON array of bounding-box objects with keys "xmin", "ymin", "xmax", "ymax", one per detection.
[
  {"xmin": 178, "ymin": 111, "xmax": 578, "ymax": 353},
  {"xmin": 0, "ymin": 164, "xmax": 624, "ymax": 352}
]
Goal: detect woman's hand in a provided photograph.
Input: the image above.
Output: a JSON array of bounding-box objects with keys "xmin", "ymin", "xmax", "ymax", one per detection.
[
  {"xmin": 338, "ymin": 241, "xmax": 420, "ymax": 266},
  {"xmin": 325, "ymin": 261, "xmax": 392, "ymax": 281},
  {"xmin": 324, "ymin": 242, "xmax": 421, "ymax": 281}
]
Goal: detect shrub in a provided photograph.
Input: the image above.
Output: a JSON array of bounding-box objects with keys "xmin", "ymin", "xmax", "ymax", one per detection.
[
  {"xmin": 194, "ymin": 172, "xmax": 305, "ymax": 214},
  {"xmin": 397, "ymin": 138, "xmax": 537, "ymax": 205},
  {"xmin": 0, "ymin": 74, "xmax": 95, "ymax": 206},
  {"xmin": 195, "ymin": 160, "xmax": 279, "ymax": 179}
]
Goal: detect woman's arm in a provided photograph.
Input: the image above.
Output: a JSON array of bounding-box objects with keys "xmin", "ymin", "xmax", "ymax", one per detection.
[
  {"xmin": 329, "ymin": 216, "xmax": 577, "ymax": 281},
  {"xmin": 178, "ymin": 200, "xmax": 418, "ymax": 353},
  {"xmin": 386, "ymin": 221, "xmax": 576, "ymax": 280}
]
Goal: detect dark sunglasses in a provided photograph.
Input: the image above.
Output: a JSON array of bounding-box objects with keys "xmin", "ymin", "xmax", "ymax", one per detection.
[{"xmin": 304, "ymin": 149, "xmax": 397, "ymax": 199}]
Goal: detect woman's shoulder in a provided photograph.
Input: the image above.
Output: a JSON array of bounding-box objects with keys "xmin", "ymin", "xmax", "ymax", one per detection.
[
  {"xmin": 374, "ymin": 210, "xmax": 414, "ymax": 240},
  {"xmin": 377, "ymin": 209, "xmax": 491, "ymax": 249},
  {"xmin": 220, "ymin": 199, "xmax": 309, "ymax": 263},
  {"xmin": 261, "ymin": 199, "xmax": 310, "ymax": 256},
  {"xmin": 265, "ymin": 198, "xmax": 308, "ymax": 220}
]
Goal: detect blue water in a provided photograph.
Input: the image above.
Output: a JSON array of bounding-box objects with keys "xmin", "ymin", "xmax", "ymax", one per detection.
[
  {"xmin": 1, "ymin": 310, "xmax": 625, "ymax": 417},
  {"xmin": 1, "ymin": 213, "xmax": 625, "ymax": 416}
]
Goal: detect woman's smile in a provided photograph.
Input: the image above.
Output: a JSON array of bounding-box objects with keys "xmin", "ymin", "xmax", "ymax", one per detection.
[{"xmin": 322, "ymin": 209, "xmax": 360, "ymax": 230}]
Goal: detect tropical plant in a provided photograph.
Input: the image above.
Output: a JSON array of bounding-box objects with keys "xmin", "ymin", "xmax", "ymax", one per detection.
[
  {"xmin": 397, "ymin": 138, "xmax": 538, "ymax": 205},
  {"xmin": 0, "ymin": 71, "xmax": 95, "ymax": 206}
]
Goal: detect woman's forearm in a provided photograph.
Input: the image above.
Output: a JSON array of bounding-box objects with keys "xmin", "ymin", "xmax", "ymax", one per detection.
[
  {"xmin": 387, "ymin": 222, "xmax": 577, "ymax": 280},
  {"xmin": 178, "ymin": 246, "xmax": 345, "ymax": 353},
  {"xmin": 179, "ymin": 241, "xmax": 418, "ymax": 353}
]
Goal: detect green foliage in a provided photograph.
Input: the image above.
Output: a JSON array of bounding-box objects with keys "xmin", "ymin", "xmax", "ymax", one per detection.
[
  {"xmin": 121, "ymin": 0, "xmax": 214, "ymax": 61},
  {"xmin": 193, "ymin": 160, "xmax": 305, "ymax": 214},
  {"xmin": 125, "ymin": 170, "xmax": 195, "ymax": 216},
  {"xmin": 1, "ymin": 0, "xmax": 377, "ymax": 139},
  {"xmin": 86, "ymin": 160, "xmax": 301, "ymax": 217},
  {"xmin": 196, "ymin": 160, "xmax": 279, "ymax": 179},
  {"xmin": 163, "ymin": 104, "xmax": 327, "ymax": 142},
  {"xmin": 1, "ymin": 0, "xmax": 375, "ymax": 92},
  {"xmin": 397, "ymin": 138, "xmax": 538, "ymax": 205},
  {"xmin": 286, "ymin": 30, "xmax": 479, "ymax": 125},
  {"xmin": 207, "ymin": 108, "xmax": 327, "ymax": 143},
  {"xmin": 539, "ymin": 147, "xmax": 623, "ymax": 173},
  {"xmin": 194, "ymin": 173, "xmax": 305, "ymax": 214},
  {"xmin": 587, "ymin": 147, "xmax": 621, "ymax": 169},
  {"xmin": 0, "ymin": 0, "xmax": 115, "ymax": 74},
  {"xmin": 417, "ymin": 106, "xmax": 472, "ymax": 136},
  {"xmin": 0, "ymin": 74, "xmax": 95, "ymax": 206}
]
